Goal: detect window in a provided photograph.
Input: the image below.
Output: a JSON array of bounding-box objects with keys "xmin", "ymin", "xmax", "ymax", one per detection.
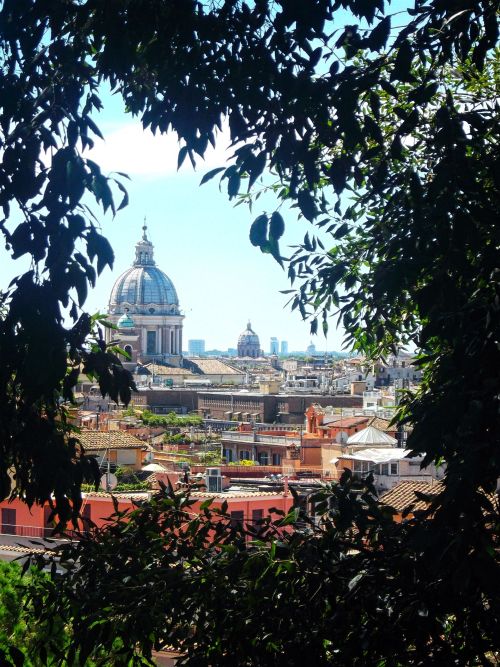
[
  {"xmin": 230, "ymin": 511, "xmax": 244, "ymax": 529},
  {"xmin": 258, "ymin": 452, "xmax": 269, "ymax": 465},
  {"xmin": 147, "ymin": 330, "xmax": 156, "ymax": 355},
  {"xmin": 223, "ymin": 448, "xmax": 233, "ymax": 462},
  {"xmin": 1, "ymin": 508, "xmax": 16, "ymax": 535},
  {"xmin": 272, "ymin": 453, "xmax": 281, "ymax": 465},
  {"xmin": 353, "ymin": 461, "xmax": 374, "ymax": 475},
  {"xmin": 390, "ymin": 462, "xmax": 399, "ymax": 476},
  {"xmin": 381, "ymin": 463, "xmax": 389, "ymax": 476},
  {"xmin": 251, "ymin": 509, "xmax": 263, "ymax": 525},
  {"xmin": 239, "ymin": 450, "xmax": 250, "ymax": 461}
]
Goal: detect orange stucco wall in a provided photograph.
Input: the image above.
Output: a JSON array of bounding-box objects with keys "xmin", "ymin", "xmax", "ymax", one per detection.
[{"xmin": 0, "ymin": 492, "xmax": 294, "ymax": 538}]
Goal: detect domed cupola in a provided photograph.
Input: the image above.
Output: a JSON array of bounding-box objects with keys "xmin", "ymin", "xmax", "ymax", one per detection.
[
  {"xmin": 117, "ymin": 310, "xmax": 135, "ymax": 329},
  {"xmin": 106, "ymin": 221, "xmax": 185, "ymax": 365},
  {"xmin": 108, "ymin": 223, "xmax": 180, "ymax": 316},
  {"xmin": 237, "ymin": 321, "xmax": 261, "ymax": 358}
]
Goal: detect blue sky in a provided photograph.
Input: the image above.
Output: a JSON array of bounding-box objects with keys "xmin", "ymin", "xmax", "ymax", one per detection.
[
  {"xmin": 76, "ymin": 87, "xmax": 345, "ymax": 353},
  {"xmin": 1, "ymin": 3, "xmax": 413, "ymax": 353}
]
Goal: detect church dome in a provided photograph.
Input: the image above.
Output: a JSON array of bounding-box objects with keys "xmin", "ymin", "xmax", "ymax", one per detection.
[
  {"xmin": 238, "ymin": 321, "xmax": 260, "ymax": 346},
  {"xmin": 109, "ymin": 225, "xmax": 179, "ymax": 315},
  {"xmin": 237, "ymin": 321, "xmax": 261, "ymax": 358}
]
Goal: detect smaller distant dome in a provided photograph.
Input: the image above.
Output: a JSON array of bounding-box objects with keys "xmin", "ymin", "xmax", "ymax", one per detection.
[
  {"xmin": 237, "ymin": 321, "xmax": 261, "ymax": 358},
  {"xmin": 238, "ymin": 321, "xmax": 260, "ymax": 346},
  {"xmin": 117, "ymin": 312, "xmax": 135, "ymax": 329}
]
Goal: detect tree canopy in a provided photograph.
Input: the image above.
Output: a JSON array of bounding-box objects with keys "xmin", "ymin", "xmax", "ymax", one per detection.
[{"xmin": 0, "ymin": 0, "xmax": 499, "ymax": 662}]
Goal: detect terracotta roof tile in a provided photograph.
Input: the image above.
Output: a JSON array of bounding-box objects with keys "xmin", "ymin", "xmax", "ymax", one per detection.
[
  {"xmin": 379, "ymin": 480, "xmax": 442, "ymax": 513},
  {"xmin": 82, "ymin": 491, "xmax": 150, "ymax": 500},
  {"xmin": 189, "ymin": 359, "xmax": 243, "ymax": 375},
  {"xmin": 143, "ymin": 364, "xmax": 195, "ymax": 376},
  {"xmin": 322, "ymin": 416, "xmax": 370, "ymax": 428},
  {"xmin": 76, "ymin": 430, "xmax": 146, "ymax": 451}
]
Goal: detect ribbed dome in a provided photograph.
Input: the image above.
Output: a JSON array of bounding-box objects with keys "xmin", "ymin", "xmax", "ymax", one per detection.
[
  {"xmin": 108, "ymin": 225, "xmax": 179, "ymax": 315},
  {"xmin": 238, "ymin": 321, "xmax": 260, "ymax": 346}
]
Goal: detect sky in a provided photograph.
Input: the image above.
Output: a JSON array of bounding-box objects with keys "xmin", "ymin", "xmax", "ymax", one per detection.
[
  {"xmin": 0, "ymin": 3, "xmax": 412, "ymax": 354},
  {"xmin": 71, "ymin": 89, "xmax": 346, "ymax": 353}
]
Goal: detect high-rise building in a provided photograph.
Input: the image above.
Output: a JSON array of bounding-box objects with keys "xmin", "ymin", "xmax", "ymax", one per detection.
[
  {"xmin": 188, "ymin": 339, "xmax": 205, "ymax": 356},
  {"xmin": 280, "ymin": 340, "xmax": 288, "ymax": 355},
  {"xmin": 270, "ymin": 337, "xmax": 279, "ymax": 355}
]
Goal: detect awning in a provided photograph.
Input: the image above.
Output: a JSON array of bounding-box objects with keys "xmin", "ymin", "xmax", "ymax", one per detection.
[
  {"xmin": 346, "ymin": 426, "xmax": 397, "ymax": 446},
  {"xmin": 336, "ymin": 448, "xmax": 411, "ymax": 464}
]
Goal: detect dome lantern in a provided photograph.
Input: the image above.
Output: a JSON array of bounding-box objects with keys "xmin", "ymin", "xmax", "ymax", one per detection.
[{"xmin": 108, "ymin": 224, "xmax": 179, "ymax": 315}]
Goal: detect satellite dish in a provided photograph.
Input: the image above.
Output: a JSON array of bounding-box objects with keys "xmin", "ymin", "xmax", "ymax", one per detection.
[{"xmin": 100, "ymin": 473, "xmax": 118, "ymax": 491}]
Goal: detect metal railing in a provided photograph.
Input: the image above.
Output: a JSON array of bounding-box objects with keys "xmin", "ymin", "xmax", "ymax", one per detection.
[
  {"xmin": 0, "ymin": 523, "xmax": 81, "ymax": 540},
  {"xmin": 222, "ymin": 431, "xmax": 301, "ymax": 445}
]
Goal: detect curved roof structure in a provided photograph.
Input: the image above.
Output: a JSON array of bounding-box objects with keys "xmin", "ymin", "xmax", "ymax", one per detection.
[
  {"xmin": 346, "ymin": 426, "xmax": 398, "ymax": 446},
  {"xmin": 117, "ymin": 311, "xmax": 136, "ymax": 328},
  {"xmin": 108, "ymin": 224, "xmax": 180, "ymax": 315},
  {"xmin": 238, "ymin": 321, "xmax": 260, "ymax": 346}
]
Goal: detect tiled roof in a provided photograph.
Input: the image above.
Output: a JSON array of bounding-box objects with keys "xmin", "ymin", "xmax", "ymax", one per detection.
[
  {"xmin": 83, "ymin": 491, "xmax": 150, "ymax": 500},
  {"xmin": 77, "ymin": 430, "xmax": 146, "ymax": 451},
  {"xmin": 145, "ymin": 472, "xmax": 158, "ymax": 486},
  {"xmin": 367, "ymin": 416, "xmax": 394, "ymax": 431},
  {"xmin": 322, "ymin": 416, "xmax": 370, "ymax": 428},
  {"xmin": 380, "ymin": 480, "xmax": 442, "ymax": 513},
  {"xmin": 143, "ymin": 364, "xmax": 195, "ymax": 376},
  {"xmin": 189, "ymin": 359, "xmax": 243, "ymax": 375}
]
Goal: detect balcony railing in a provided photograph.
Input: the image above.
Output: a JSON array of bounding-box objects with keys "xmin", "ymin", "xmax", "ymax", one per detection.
[{"xmin": 0, "ymin": 523, "xmax": 80, "ymax": 540}]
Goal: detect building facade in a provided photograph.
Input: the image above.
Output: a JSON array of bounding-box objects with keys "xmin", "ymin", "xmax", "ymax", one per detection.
[
  {"xmin": 188, "ymin": 339, "xmax": 206, "ymax": 356},
  {"xmin": 197, "ymin": 391, "xmax": 363, "ymax": 424},
  {"xmin": 270, "ymin": 337, "xmax": 279, "ymax": 355},
  {"xmin": 105, "ymin": 225, "xmax": 184, "ymax": 368}
]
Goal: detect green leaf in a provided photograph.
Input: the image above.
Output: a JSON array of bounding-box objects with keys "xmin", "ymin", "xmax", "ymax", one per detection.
[
  {"xmin": 177, "ymin": 146, "xmax": 188, "ymax": 169},
  {"xmin": 391, "ymin": 40, "xmax": 415, "ymax": 82},
  {"xmin": 367, "ymin": 16, "xmax": 391, "ymax": 51},
  {"xmin": 269, "ymin": 211, "xmax": 285, "ymax": 240},
  {"xmin": 297, "ymin": 190, "xmax": 318, "ymax": 221},
  {"xmin": 200, "ymin": 167, "xmax": 225, "ymax": 185},
  {"xmin": 249, "ymin": 214, "xmax": 268, "ymax": 247}
]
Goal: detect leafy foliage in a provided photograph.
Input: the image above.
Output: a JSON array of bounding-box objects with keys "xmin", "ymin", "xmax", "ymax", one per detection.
[
  {"xmin": 0, "ymin": 0, "xmax": 499, "ymax": 662},
  {"xmin": 27, "ymin": 479, "xmax": 499, "ymax": 666},
  {"xmin": 141, "ymin": 411, "xmax": 203, "ymax": 428},
  {"xmin": 0, "ymin": 561, "xmax": 66, "ymax": 666}
]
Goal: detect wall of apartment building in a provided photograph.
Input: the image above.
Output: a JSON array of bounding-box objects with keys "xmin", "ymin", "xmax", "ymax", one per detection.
[{"xmin": 0, "ymin": 493, "xmax": 294, "ymax": 540}]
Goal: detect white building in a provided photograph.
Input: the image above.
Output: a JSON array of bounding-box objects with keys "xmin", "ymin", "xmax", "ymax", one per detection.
[{"xmin": 105, "ymin": 224, "xmax": 184, "ymax": 369}]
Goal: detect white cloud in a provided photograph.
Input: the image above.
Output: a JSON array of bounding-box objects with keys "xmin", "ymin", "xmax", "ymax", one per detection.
[{"xmin": 87, "ymin": 121, "xmax": 232, "ymax": 178}]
